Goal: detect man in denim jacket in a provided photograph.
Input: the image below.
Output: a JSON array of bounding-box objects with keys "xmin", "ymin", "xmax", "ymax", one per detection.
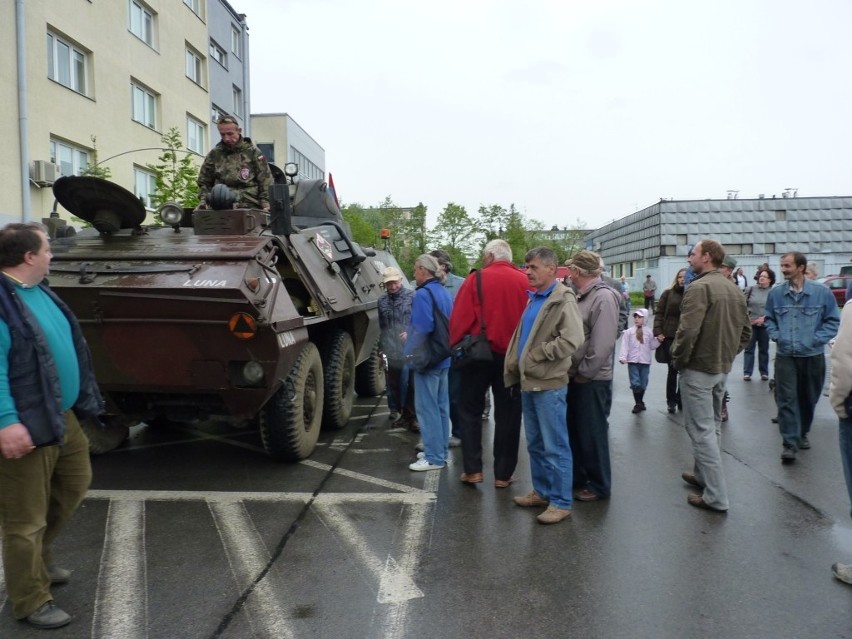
[{"xmin": 764, "ymin": 251, "xmax": 840, "ymax": 462}]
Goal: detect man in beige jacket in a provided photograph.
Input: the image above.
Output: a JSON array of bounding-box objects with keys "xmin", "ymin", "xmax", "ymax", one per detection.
[
  {"xmin": 504, "ymin": 247, "xmax": 584, "ymax": 524},
  {"xmin": 829, "ymin": 300, "xmax": 852, "ymax": 585}
]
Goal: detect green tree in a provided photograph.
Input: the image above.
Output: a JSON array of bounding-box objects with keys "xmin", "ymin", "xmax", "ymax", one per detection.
[
  {"xmin": 433, "ymin": 202, "xmax": 477, "ymax": 257},
  {"xmin": 80, "ymin": 135, "xmax": 112, "ymax": 180},
  {"xmin": 146, "ymin": 127, "xmax": 200, "ymax": 221}
]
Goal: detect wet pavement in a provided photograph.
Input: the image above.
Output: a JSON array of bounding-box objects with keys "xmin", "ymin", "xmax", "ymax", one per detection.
[{"xmin": 2, "ymin": 347, "xmax": 852, "ymax": 638}]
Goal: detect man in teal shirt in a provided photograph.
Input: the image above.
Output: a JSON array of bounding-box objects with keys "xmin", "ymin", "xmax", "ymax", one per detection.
[{"xmin": 0, "ymin": 223, "xmax": 103, "ymax": 629}]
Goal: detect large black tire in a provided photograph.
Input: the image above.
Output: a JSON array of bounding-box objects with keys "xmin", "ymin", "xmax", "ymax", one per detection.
[
  {"xmin": 81, "ymin": 416, "xmax": 131, "ymax": 455},
  {"xmin": 259, "ymin": 342, "xmax": 324, "ymax": 461},
  {"xmin": 354, "ymin": 341, "xmax": 386, "ymax": 398},
  {"xmin": 319, "ymin": 330, "xmax": 355, "ymax": 430}
]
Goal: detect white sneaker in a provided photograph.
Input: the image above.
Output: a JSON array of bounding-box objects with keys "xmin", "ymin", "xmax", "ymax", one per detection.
[
  {"xmin": 832, "ymin": 563, "xmax": 852, "ymax": 585},
  {"xmin": 416, "ymin": 452, "xmax": 425, "ymax": 459},
  {"xmin": 409, "ymin": 458, "xmax": 445, "ymax": 471}
]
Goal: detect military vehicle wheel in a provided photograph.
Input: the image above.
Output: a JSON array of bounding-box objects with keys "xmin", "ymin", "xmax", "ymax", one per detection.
[
  {"xmin": 320, "ymin": 330, "xmax": 355, "ymax": 430},
  {"xmin": 355, "ymin": 342, "xmax": 386, "ymax": 397},
  {"xmin": 81, "ymin": 416, "xmax": 131, "ymax": 455},
  {"xmin": 260, "ymin": 342, "xmax": 324, "ymax": 461}
]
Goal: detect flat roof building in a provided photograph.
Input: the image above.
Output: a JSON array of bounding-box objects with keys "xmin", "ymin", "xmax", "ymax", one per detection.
[{"xmin": 586, "ymin": 195, "xmax": 852, "ymax": 290}]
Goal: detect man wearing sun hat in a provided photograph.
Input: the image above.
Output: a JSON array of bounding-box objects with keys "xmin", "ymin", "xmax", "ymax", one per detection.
[{"xmin": 378, "ymin": 266, "xmax": 417, "ymax": 430}]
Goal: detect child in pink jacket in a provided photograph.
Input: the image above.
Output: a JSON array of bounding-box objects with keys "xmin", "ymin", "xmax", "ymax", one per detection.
[{"xmin": 619, "ymin": 308, "xmax": 659, "ymax": 413}]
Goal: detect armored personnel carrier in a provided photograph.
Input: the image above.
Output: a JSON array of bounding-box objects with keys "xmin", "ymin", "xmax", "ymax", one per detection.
[{"xmin": 47, "ymin": 165, "xmax": 389, "ymax": 460}]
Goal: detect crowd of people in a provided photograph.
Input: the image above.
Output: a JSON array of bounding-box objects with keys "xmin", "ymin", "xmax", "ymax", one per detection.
[{"xmin": 379, "ymin": 239, "xmax": 852, "ymax": 593}]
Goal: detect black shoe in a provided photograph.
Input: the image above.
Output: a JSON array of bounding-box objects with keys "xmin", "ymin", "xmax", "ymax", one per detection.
[
  {"xmin": 781, "ymin": 446, "xmax": 797, "ymax": 462},
  {"xmin": 632, "ymin": 404, "xmax": 642, "ymax": 414},
  {"xmin": 48, "ymin": 565, "xmax": 71, "ymax": 585},
  {"xmin": 26, "ymin": 602, "xmax": 71, "ymax": 629},
  {"xmin": 771, "ymin": 416, "xmax": 779, "ymax": 424},
  {"xmin": 667, "ymin": 404, "xmax": 676, "ymax": 414},
  {"xmin": 800, "ymin": 435, "xmax": 811, "ymax": 450}
]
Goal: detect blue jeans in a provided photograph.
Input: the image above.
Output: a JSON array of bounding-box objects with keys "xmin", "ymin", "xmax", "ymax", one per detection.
[
  {"xmin": 522, "ymin": 388, "xmax": 572, "ymax": 509},
  {"xmin": 775, "ymin": 354, "xmax": 825, "ymax": 450},
  {"xmin": 840, "ymin": 417, "xmax": 852, "ymax": 518},
  {"xmin": 680, "ymin": 369, "xmax": 729, "ymax": 510},
  {"xmin": 743, "ymin": 325, "xmax": 769, "ymax": 377},
  {"xmin": 627, "ymin": 363, "xmax": 650, "ymax": 392},
  {"xmin": 567, "ymin": 379, "xmax": 613, "ymax": 498},
  {"xmin": 414, "ymin": 367, "xmax": 450, "ymax": 465}
]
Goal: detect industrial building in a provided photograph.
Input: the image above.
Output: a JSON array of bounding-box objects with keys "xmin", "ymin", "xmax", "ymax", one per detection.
[{"xmin": 586, "ymin": 193, "xmax": 852, "ymax": 290}]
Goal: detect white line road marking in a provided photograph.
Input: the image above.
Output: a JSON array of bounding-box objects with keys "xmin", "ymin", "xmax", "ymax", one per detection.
[
  {"xmin": 0, "ymin": 550, "xmax": 5, "ymax": 615},
  {"xmin": 87, "ymin": 490, "xmax": 435, "ymax": 504},
  {"xmin": 299, "ymin": 459, "xmax": 429, "ymax": 494},
  {"xmin": 209, "ymin": 500, "xmax": 295, "ymax": 639},
  {"xmin": 92, "ymin": 499, "xmax": 148, "ymax": 639}
]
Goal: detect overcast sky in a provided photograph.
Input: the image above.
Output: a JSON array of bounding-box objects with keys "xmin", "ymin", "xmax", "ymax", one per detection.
[{"xmin": 237, "ymin": 0, "xmax": 852, "ymax": 230}]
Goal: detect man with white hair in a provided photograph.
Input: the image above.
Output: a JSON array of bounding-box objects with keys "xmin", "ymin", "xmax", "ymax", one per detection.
[{"xmin": 449, "ymin": 239, "xmax": 530, "ymax": 488}]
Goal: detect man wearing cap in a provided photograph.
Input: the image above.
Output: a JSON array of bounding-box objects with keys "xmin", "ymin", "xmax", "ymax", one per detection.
[
  {"xmin": 672, "ymin": 239, "xmax": 751, "ymax": 512},
  {"xmin": 564, "ymin": 250, "xmax": 621, "ymax": 502},
  {"xmin": 197, "ymin": 115, "xmax": 273, "ymax": 211},
  {"xmin": 449, "ymin": 240, "xmax": 530, "ymax": 488},
  {"xmin": 642, "ymin": 275, "xmax": 658, "ymax": 311},
  {"xmin": 377, "ymin": 267, "xmax": 416, "ymax": 430}
]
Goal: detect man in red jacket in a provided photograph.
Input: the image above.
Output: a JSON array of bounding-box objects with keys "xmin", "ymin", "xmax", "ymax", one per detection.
[{"xmin": 449, "ymin": 239, "xmax": 530, "ymax": 488}]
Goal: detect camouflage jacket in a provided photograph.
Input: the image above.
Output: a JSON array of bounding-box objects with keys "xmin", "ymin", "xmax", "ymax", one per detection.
[{"xmin": 197, "ymin": 136, "xmax": 273, "ymax": 209}]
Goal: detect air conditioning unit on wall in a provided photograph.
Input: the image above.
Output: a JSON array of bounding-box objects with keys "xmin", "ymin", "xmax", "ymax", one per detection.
[{"xmin": 31, "ymin": 160, "xmax": 61, "ymax": 186}]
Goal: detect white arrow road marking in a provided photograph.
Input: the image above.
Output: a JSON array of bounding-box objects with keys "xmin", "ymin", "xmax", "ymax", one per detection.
[
  {"xmin": 208, "ymin": 500, "xmax": 295, "ymax": 639},
  {"xmin": 92, "ymin": 499, "xmax": 148, "ymax": 639},
  {"xmin": 312, "ymin": 503, "xmax": 425, "ymax": 604}
]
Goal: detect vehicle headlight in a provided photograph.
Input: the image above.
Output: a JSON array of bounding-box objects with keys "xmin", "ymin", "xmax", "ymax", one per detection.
[
  {"xmin": 242, "ymin": 361, "xmax": 264, "ymax": 384},
  {"xmin": 160, "ymin": 202, "xmax": 183, "ymax": 225}
]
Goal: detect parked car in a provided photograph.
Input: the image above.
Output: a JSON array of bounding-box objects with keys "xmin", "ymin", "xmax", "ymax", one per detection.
[{"xmin": 817, "ymin": 275, "xmax": 852, "ymax": 307}]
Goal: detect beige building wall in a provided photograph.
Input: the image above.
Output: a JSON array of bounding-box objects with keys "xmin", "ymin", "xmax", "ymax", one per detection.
[{"xmin": 2, "ymin": 1, "xmax": 210, "ymax": 224}]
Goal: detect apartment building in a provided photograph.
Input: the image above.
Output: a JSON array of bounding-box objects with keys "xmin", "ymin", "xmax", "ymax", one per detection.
[
  {"xmin": 2, "ymin": 0, "xmax": 250, "ymax": 225},
  {"xmin": 250, "ymin": 113, "xmax": 326, "ymax": 182}
]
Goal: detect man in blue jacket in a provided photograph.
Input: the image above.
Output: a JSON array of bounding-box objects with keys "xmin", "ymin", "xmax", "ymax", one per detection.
[
  {"xmin": 0, "ymin": 223, "xmax": 103, "ymax": 629},
  {"xmin": 404, "ymin": 254, "xmax": 453, "ymax": 471},
  {"xmin": 764, "ymin": 251, "xmax": 840, "ymax": 462}
]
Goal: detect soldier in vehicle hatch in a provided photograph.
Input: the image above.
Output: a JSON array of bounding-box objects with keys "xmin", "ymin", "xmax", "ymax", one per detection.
[{"xmin": 197, "ymin": 115, "xmax": 274, "ymax": 211}]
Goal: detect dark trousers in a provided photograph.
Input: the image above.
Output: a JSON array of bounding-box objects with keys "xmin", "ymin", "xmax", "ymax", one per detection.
[
  {"xmin": 387, "ymin": 363, "xmax": 415, "ymax": 420},
  {"xmin": 568, "ymin": 379, "xmax": 613, "ymax": 497},
  {"xmin": 743, "ymin": 325, "xmax": 770, "ymax": 377},
  {"xmin": 644, "ymin": 295, "xmax": 655, "ymax": 310},
  {"xmin": 448, "ymin": 367, "xmax": 462, "ymax": 439},
  {"xmin": 666, "ymin": 362, "xmax": 680, "ymax": 407},
  {"xmin": 458, "ymin": 354, "xmax": 522, "ymax": 481},
  {"xmin": 775, "ymin": 354, "xmax": 826, "ymax": 450}
]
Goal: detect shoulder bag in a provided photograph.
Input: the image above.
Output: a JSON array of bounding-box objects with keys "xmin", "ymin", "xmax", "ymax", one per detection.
[{"xmin": 451, "ymin": 270, "xmax": 494, "ymax": 370}]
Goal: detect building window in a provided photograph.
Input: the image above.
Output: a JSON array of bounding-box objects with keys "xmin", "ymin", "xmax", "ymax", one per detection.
[
  {"xmin": 292, "ymin": 147, "xmax": 324, "ymax": 181},
  {"xmin": 49, "ymin": 139, "xmax": 89, "ymax": 176},
  {"xmin": 210, "ymin": 39, "xmax": 227, "ymax": 68},
  {"xmin": 134, "ymin": 167, "xmax": 157, "ymax": 210},
  {"xmin": 183, "ymin": 0, "xmax": 200, "ymax": 15},
  {"xmin": 131, "ymin": 82, "xmax": 157, "ymax": 129},
  {"xmin": 185, "ymin": 46, "xmax": 204, "ymax": 85},
  {"xmin": 129, "ymin": 0, "xmax": 154, "ymax": 46},
  {"xmin": 47, "ymin": 32, "xmax": 88, "ymax": 95},
  {"xmin": 232, "ymin": 86, "xmax": 242, "ymax": 117},
  {"xmin": 257, "ymin": 143, "xmax": 275, "ymax": 164},
  {"xmin": 211, "ymin": 105, "xmax": 229, "ymax": 124},
  {"xmin": 187, "ymin": 115, "xmax": 205, "ymax": 155},
  {"xmin": 231, "ymin": 25, "xmax": 242, "ymax": 58}
]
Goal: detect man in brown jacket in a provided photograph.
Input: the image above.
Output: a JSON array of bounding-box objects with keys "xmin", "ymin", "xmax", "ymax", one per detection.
[
  {"xmin": 504, "ymin": 248, "xmax": 584, "ymax": 524},
  {"xmin": 672, "ymin": 239, "xmax": 751, "ymax": 513}
]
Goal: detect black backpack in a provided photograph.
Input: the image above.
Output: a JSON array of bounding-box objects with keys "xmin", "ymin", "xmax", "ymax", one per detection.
[{"xmin": 408, "ymin": 285, "xmax": 451, "ymax": 372}]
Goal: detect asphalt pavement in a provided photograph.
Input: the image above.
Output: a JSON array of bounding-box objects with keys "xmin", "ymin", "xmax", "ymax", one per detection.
[{"xmin": 2, "ymin": 344, "xmax": 852, "ymax": 639}]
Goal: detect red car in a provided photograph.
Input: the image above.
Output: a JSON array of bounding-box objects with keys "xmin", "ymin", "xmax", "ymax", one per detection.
[{"xmin": 818, "ymin": 275, "xmax": 852, "ymax": 307}]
